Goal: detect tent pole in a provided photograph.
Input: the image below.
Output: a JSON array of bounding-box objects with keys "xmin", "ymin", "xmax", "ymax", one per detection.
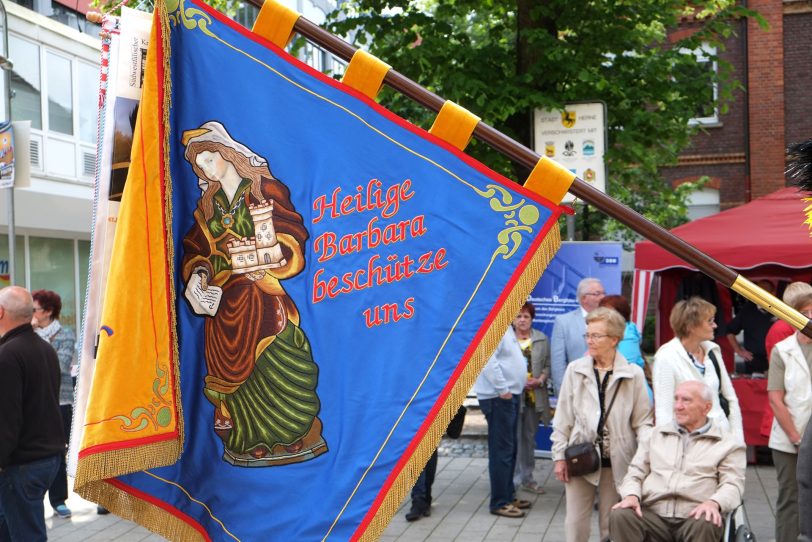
[{"xmin": 292, "ymin": 17, "xmax": 812, "ymax": 338}]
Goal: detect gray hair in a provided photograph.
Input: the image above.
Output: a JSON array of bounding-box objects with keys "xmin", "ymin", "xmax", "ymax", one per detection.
[
  {"xmin": 576, "ymin": 278, "xmax": 603, "ymax": 300},
  {"xmin": 585, "ymin": 307, "xmax": 626, "ymax": 340},
  {"xmin": 0, "ymin": 286, "xmax": 34, "ymax": 321},
  {"xmin": 678, "ymin": 380, "xmax": 714, "ymax": 404},
  {"xmin": 783, "ymin": 281, "xmax": 812, "ymax": 306}
]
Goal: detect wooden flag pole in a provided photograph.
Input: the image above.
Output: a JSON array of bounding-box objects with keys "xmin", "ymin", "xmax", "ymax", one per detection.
[{"xmin": 291, "ymin": 16, "xmax": 812, "ymax": 338}]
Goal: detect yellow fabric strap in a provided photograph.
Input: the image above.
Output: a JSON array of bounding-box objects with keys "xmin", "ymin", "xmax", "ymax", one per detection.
[
  {"xmin": 524, "ymin": 156, "xmax": 576, "ymax": 204},
  {"xmin": 428, "ymin": 101, "xmax": 480, "ymax": 151},
  {"xmin": 341, "ymin": 50, "xmax": 391, "ymax": 100},
  {"xmin": 252, "ymin": 0, "xmax": 300, "ymax": 49},
  {"xmin": 732, "ymin": 275, "xmax": 807, "ymax": 330}
]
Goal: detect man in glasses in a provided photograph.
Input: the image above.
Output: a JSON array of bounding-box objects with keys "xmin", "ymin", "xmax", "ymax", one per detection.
[{"xmin": 551, "ymin": 277, "xmax": 605, "ymax": 395}]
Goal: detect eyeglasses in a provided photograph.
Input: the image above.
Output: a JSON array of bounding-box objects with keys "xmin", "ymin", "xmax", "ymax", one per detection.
[
  {"xmin": 583, "ymin": 291, "xmax": 605, "ymax": 297},
  {"xmin": 583, "ymin": 333, "xmax": 609, "ymax": 341}
]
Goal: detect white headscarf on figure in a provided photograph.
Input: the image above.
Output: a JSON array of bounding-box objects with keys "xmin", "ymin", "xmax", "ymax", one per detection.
[{"xmin": 182, "ymin": 121, "xmax": 267, "ymax": 193}]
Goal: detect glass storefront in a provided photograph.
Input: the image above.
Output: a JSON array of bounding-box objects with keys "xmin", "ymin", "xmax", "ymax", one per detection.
[{"xmin": 0, "ymin": 233, "xmax": 89, "ymax": 339}]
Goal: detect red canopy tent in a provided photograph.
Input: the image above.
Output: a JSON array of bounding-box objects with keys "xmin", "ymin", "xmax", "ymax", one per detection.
[{"xmin": 632, "ymin": 187, "xmax": 812, "ymax": 370}]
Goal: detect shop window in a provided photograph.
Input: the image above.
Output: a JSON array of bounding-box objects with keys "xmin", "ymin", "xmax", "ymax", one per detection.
[
  {"xmin": 29, "ymin": 237, "xmax": 77, "ymax": 332},
  {"xmin": 0, "ymin": 234, "xmax": 27, "ymax": 287}
]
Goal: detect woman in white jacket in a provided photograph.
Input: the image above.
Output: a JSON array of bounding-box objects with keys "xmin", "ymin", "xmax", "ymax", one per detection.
[
  {"xmin": 652, "ymin": 296, "xmax": 743, "ymax": 442},
  {"xmin": 767, "ymin": 292, "xmax": 812, "ymax": 542}
]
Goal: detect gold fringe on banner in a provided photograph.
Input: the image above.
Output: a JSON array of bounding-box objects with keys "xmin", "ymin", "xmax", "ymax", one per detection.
[
  {"xmin": 358, "ymin": 226, "xmax": 562, "ymax": 541},
  {"xmin": 73, "ymin": 438, "xmax": 182, "ymax": 490},
  {"xmin": 79, "ymin": 480, "xmax": 205, "ymax": 542}
]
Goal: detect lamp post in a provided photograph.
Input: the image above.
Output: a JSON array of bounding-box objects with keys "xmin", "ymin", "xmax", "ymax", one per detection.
[{"xmin": 0, "ymin": 0, "xmax": 13, "ymax": 285}]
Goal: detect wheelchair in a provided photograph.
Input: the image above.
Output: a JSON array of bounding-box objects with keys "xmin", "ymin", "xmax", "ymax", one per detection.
[{"xmin": 722, "ymin": 503, "xmax": 755, "ymax": 542}]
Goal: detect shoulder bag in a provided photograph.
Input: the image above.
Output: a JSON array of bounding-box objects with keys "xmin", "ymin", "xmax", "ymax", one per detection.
[{"xmin": 564, "ymin": 377, "xmax": 622, "ymax": 477}]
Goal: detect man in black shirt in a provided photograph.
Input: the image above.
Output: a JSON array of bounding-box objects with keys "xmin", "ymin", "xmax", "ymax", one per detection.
[
  {"xmin": 0, "ymin": 286, "xmax": 65, "ymax": 542},
  {"xmin": 725, "ymin": 279, "xmax": 777, "ymax": 374}
]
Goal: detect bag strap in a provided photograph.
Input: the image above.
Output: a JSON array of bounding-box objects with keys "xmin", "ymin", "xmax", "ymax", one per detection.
[
  {"xmin": 603, "ymin": 380, "xmax": 623, "ymax": 422},
  {"xmin": 708, "ymin": 349, "xmax": 722, "ymax": 381},
  {"xmin": 596, "ymin": 375, "xmax": 622, "ymax": 438}
]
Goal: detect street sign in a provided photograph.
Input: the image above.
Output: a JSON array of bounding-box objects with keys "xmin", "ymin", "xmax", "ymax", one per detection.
[{"xmin": 533, "ymin": 102, "xmax": 607, "ymax": 203}]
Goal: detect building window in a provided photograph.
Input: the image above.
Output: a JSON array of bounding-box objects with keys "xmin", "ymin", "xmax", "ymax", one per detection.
[
  {"xmin": 686, "ymin": 187, "xmax": 720, "ymax": 220},
  {"xmin": 78, "ymin": 62, "xmax": 98, "ymax": 144},
  {"xmin": 9, "ymin": 35, "xmax": 42, "ymax": 130},
  {"xmin": 680, "ymin": 44, "xmax": 719, "ymax": 126},
  {"xmin": 46, "ymin": 51, "xmax": 73, "ymax": 135}
]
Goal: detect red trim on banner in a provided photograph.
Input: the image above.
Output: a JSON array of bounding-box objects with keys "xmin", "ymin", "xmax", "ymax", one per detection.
[
  {"xmin": 106, "ymin": 479, "xmax": 211, "ymax": 541},
  {"xmin": 352, "ymin": 206, "xmax": 562, "ymax": 539},
  {"xmin": 79, "ymin": 432, "xmax": 179, "ymax": 458},
  {"xmin": 189, "ymin": 0, "xmax": 560, "ymax": 211}
]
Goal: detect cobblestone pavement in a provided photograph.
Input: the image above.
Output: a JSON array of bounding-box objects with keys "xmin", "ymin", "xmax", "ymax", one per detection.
[{"xmin": 46, "ymin": 408, "xmax": 779, "ymax": 541}]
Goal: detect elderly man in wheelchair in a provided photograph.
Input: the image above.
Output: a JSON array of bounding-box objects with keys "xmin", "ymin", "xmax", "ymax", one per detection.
[{"xmin": 609, "ymin": 380, "xmax": 746, "ymax": 542}]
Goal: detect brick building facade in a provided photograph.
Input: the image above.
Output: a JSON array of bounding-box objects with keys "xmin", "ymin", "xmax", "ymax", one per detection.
[{"xmin": 662, "ymin": 0, "xmax": 812, "ymax": 210}]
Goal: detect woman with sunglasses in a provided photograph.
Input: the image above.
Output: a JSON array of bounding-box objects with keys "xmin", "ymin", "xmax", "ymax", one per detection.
[{"xmin": 31, "ymin": 289, "xmax": 75, "ymax": 520}]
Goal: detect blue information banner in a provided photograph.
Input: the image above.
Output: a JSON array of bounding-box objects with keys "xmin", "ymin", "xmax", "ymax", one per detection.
[{"xmin": 529, "ymin": 241, "xmax": 623, "ymax": 337}]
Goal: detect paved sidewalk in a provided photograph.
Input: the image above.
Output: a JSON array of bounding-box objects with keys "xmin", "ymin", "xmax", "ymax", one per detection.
[{"xmin": 46, "ymin": 453, "xmax": 778, "ymax": 541}]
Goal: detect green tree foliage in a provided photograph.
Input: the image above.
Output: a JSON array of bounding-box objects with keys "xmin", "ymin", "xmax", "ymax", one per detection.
[
  {"xmin": 92, "ymin": 0, "xmax": 233, "ymax": 18},
  {"xmin": 327, "ymin": 0, "xmax": 763, "ymax": 244}
]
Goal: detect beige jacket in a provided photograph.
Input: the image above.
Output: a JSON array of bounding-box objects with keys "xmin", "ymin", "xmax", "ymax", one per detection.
[
  {"xmin": 551, "ymin": 353, "xmax": 653, "ymax": 488},
  {"xmin": 618, "ymin": 420, "xmax": 746, "ymax": 517}
]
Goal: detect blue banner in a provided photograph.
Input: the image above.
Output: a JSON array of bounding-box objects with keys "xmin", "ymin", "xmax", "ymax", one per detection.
[{"xmin": 75, "ymin": 2, "xmax": 565, "ymax": 540}]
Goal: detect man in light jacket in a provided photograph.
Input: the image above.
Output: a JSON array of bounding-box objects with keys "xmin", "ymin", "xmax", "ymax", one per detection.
[
  {"xmin": 609, "ymin": 380, "xmax": 745, "ymax": 542},
  {"xmin": 550, "ymin": 278, "xmax": 604, "ymax": 394}
]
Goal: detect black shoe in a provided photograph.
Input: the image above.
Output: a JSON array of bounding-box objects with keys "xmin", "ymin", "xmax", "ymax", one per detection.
[
  {"xmin": 97, "ymin": 506, "xmax": 110, "ymax": 515},
  {"xmin": 405, "ymin": 505, "xmax": 430, "ymax": 522}
]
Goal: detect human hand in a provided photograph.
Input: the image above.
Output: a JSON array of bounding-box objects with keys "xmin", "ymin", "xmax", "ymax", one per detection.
[
  {"xmin": 246, "ymin": 270, "xmax": 266, "ymax": 282},
  {"xmin": 499, "ymin": 392, "xmax": 513, "ymax": 400},
  {"xmin": 737, "ymin": 348, "xmax": 754, "ymax": 362},
  {"xmin": 611, "ymin": 495, "xmax": 642, "ymax": 517},
  {"xmin": 554, "ymin": 460, "xmax": 569, "ymax": 483},
  {"xmin": 688, "ymin": 500, "xmax": 722, "ymax": 527},
  {"xmin": 198, "ymin": 271, "xmax": 208, "ymax": 291},
  {"xmin": 524, "ymin": 378, "xmax": 538, "ymax": 390}
]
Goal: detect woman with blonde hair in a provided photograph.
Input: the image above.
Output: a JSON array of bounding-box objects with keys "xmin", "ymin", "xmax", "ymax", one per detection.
[
  {"xmin": 552, "ymin": 307, "xmax": 652, "ymax": 542},
  {"xmin": 652, "ymin": 296, "xmax": 743, "ymax": 441}
]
